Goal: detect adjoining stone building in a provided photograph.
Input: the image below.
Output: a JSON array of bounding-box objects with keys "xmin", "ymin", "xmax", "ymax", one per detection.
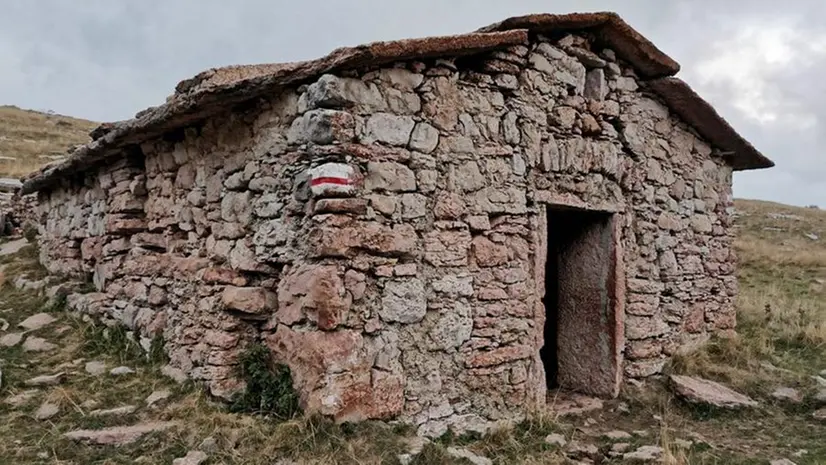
[{"xmin": 22, "ymin": 12, "xmax": 772, "ymax": 435}]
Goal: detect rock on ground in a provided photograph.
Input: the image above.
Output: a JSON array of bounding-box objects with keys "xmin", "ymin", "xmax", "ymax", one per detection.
[
  {"xmin": 0, "ymin": 332, "xmax": 23, "ymax": 347},
  {"xmin": 109, "ymin": 366, "xmax": 135, "ymax": 376},
  {"xmin": 669, "ymin": 375, "xmax": 758, "ymax": 408},
  {"xmin": 446, "ymin": 447, "xmax": 492, "ymax": 465},
  {"xmin": 18, "ymin": 313, "xmax": 57, "ymax": 330},
  {"xmin": 610, "ymin": 443, "xmax": 632, "ymax": 455},
  {"xmin": 544, "ymin": 433, "xmax": 567, "ymax": 447},
  {"xmin": 623, "ymin": 445, "xmax": 664, "ymax": 462},
  {"xmin": 63, "ymin": 421, "xmax": 177, "ymax": 445},
  {"xmin": 90, "ymin": 406, "xmax": 137, "ymax": 417},
  {"xmin": 85, "ymin": 361, "xmax": 106, "ymax": 375},
  {"xmin": 146, "ymin": 389, "xmax": 172, "ymax": 406},
  {"xmin": 198, "ymin": 437, "xmax": 218, "ymax": 453},
  {"xmin": 813, "ymin": 409, "xmax": 826, "ymax": 421},
  {"xmin": 34, "ymin": 402, "xmax": 59, "ymax": 420},
  {"xmin": 25, "ymin": 372, "xmax": 66, "ymax": 386},
  {"xmin": 771, "ymin": 387, "xmax": 802, "ymax": 403},
  {"xmin": 602, "ymin": 430, "xmax": 632, "ymax": 440},
  {"xmin": 172, "ymin": 450, "xmax": 208, "ymax": 465},
  {"xmin": 770, "ymin": 460, "xmax": 798, "ymax": 465},
  {"xmin": 22, "ymin": 336, "xmax": 57, "ymax": 352},
  {"xmin": 161, "ymin": 365, "xmax": 188, "ymax": 384},
  {"xmin": 550, "ymin": 393, "xmax": 604, "ymax": 416},
  {"xmin": 566, "ymin": 441, "xmax": 599, "ymax": 460},
  {"xmin": 81, "ymin": 399, "xmax": 99, "ymax": 409},
  {"xmin": 4, "ymin": 390, "xmax": 38, "ymax": 406},
  {"xmin": 14, "ymin": 276, "xmax": 48, "ymax": 291},
  {"xmin": 0, "ymin": 238, "xmax": 29, "ymax": 256}
]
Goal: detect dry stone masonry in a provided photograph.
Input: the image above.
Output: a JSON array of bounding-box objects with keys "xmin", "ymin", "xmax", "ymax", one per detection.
[{"xmin": 26, "ymin": 12, "xmax": 771, "ymax": 436}]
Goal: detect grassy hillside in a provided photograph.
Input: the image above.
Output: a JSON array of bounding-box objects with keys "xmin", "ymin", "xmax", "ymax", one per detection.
[
  {"xmin": 0, "ymin": 106, "xmax": 97, "ymax": 178},
  {"xmin": 729, "ymin": 199, "xmax": 826, "ymax": 373},
  {"xmin": 0, "ymin": 199, "xmax": 823, "ymax": 465}
]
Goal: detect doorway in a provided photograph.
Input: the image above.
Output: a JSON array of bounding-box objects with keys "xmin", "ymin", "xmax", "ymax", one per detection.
[{"xmin": 540, "ymin": 206, "xmax": 622, "ymax": 398}]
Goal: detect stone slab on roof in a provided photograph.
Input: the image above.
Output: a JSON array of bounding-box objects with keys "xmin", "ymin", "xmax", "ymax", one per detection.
[{"xmin": 21, "ymin": 11, "xmax": 772, "ymax": 194}]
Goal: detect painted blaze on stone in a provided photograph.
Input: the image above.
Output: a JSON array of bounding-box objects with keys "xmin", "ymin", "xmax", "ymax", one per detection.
[{"xmin": 308, "ymin": 163, "xmax": 357, "ymax": 197}]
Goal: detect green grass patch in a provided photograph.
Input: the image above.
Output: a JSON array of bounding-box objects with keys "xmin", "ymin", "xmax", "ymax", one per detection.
[{"xmin": 230, "ymin": 343, "xmax": 300, "ymax": 420}]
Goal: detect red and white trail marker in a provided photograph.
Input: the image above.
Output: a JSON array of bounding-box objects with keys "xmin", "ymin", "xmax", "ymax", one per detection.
[{"xmin": 308, "ymin": 163, "xmax": 356, "ymax": 196}]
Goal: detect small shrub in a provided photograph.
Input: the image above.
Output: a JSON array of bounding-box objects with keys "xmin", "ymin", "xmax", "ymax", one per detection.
[
  {"xmin": 46, "ymin": 292, "xmax": 68, "ymax": 312},
  {"xmin": 231, "ymin": 343, "xmax": 301, "ymax": 420},
  {"xmin": 81, "ymin": 324, "xmax": 146, "ymax": 364},
  {"xmin": 22, "ymin": 223, "xmax": 38, "ymax": 243}
]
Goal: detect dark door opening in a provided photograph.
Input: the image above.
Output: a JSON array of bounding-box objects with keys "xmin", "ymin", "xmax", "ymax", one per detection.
[{"xmin": 541, "ymin": 206, "xmax": 622, "ymax": 397}]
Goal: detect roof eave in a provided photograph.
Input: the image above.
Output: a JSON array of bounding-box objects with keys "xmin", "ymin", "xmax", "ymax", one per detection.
[
  {"xmin": 21, "ymin": 12, "xmax": 772, "ymax": 193},
  {"xmin": 646, "ymin": 77, "xmax": 774, "ymax": 172}
]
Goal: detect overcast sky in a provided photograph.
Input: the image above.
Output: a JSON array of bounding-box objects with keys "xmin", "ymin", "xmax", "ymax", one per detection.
[{"xmin": 1, "ymin": 0, "xmax": 823, "ymax": 206}]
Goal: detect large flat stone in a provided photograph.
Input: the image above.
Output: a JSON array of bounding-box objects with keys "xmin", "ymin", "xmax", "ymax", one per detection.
[
  {"xmin": 0, "ymin": 332, "xmax": 23, "ymax": 347},
  {"xmin": 25, "ymin": 372, "xmax": 66, "ymax": 387},
  {"xmin": 669, "ymin": 375, "xmax": 758, "ymax": 409},
  {"xmin": 22, "ymin": 337, "xmax": 57, "ymax": 352},
  {"xmin": 63, "ymin": 421, "xmax": 177, "ymax": 445},
  {"xmin": 0, "ymin": 238, "xmax": 29, "ymax": 256},
  {"xmin": 18, "ymin": 313, "xmax": 57, "ymax": 331}
]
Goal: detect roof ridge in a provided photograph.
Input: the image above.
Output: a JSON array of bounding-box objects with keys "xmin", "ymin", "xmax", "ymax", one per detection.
[{"xmin": 20, "ymin": 12, "xmax": 770, "ymax": 194}]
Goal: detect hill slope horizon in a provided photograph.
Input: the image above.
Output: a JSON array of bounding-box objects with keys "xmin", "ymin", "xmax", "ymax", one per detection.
[{"xmin": 0, "ymin": 105, "xmax": 97, "ymax": 179}]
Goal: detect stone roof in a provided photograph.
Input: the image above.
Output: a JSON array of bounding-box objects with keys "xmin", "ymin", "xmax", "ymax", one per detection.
[{"xmin": 21, "ymin": 12, "xmax": 773, "ymax": 194}]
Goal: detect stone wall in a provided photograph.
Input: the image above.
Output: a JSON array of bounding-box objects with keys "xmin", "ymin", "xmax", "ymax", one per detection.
[
  {"xmin": 36, "ymin": 31, "xmax": 736, "ymax": 436},
  {"xmin": 0, "ymin": 191, "xmax": 38, "ymax": 235}
]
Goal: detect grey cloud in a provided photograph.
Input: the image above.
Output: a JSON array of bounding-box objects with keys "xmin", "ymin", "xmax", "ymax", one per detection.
[{"xmin": 1, "ymin": 0, "xmax": 823, "ymax": 205}]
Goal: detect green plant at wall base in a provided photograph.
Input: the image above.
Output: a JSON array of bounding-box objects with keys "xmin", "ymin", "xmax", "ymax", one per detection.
[
  {"xmin": 231, "ymin": 343, "xmax": 301, "ymax": 420},
  {"xmin": 22, "ymin": 223, "xmax": 38, "ymax": 243}
]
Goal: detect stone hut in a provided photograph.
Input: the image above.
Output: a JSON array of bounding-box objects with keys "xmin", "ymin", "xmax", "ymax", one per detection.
[{"xmin": 22, "ymin": 13, "xmax": 772, "ymax": 436}]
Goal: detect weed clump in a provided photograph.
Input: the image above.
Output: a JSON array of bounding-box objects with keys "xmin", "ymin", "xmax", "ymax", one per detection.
[
  {"xmin": 22, "ymin": 223, "xmax": 38, "ymax": 243},
  {"xmin": 231, "ymin": 343, "xmax": 301, "ymax": 420}
]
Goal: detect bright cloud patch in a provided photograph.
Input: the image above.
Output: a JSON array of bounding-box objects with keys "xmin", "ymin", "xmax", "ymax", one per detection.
[{"xmin": 692, "ymin": 20, "xmax": 826, "ymax": 127}]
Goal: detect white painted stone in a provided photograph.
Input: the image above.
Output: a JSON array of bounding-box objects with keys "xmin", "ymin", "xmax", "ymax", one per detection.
[{"xmin": 308, "ymin": 163, "xmax": 357, "ymax": 197}]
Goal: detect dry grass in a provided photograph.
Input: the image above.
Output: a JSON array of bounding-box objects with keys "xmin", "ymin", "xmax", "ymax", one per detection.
[
  {"xmin": 660, "ymin": 199, "xmax": 826, "ymax": 463},
  {"xmin": 2, "ymin": 198, "xmax": 826, "ymax": 464},
  {"xmin": 0, "ymin": 105, "xmax": 97, "ymax": 178}
]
